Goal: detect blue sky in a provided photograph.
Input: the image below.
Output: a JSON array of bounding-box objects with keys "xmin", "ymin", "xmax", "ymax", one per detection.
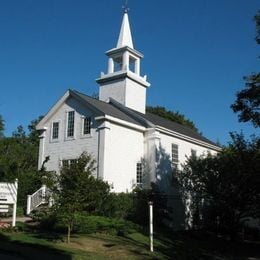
[{"xmin": 0, "ymin": 0, "xmax": 259, "ymax": 144}]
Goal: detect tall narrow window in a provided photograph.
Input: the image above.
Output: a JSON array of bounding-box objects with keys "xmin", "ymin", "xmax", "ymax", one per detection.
[
  {"xmin": 52, "ymin": 122, "xmax": 59, "ymax": 140},
  {"xmin": 136, "ymin": 163, "xmax": 143, "ymax": 187},
  {"xmin": 171, "ymin": 143, "xmax": 179, "ymax": 171},
  {"xmin": 83, "ymin": 117, "xmax": 91, "ymax": 135},
  {"xmin": 67, "ymin": 111, "xmax": 75, "ymax": 138}
]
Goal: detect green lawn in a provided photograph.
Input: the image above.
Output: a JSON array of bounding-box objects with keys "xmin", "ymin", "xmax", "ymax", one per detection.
[{"xmin": 0, "ymin": 222, "xmax": 259, "ymax": 259}]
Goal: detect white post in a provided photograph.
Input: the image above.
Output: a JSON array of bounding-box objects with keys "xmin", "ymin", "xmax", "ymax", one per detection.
[
  {"xmin": 12, "ymin": 179, "xmax": 18, "ymax": 227},
  {"xmin": 148, "ymin": 201, "xmax": 154, "ymax": 252},
  {"xmin": 26, "ymin": 195, "xmax": 32, "ymax": 215},
  {"xmin": 123, "ymin": 51, "xmax": 129, "ymax": 71},
  {"xmin": 135, "ymin": 58, "xmax": 140, "ymax": 75},
  {"xmin": 108, "ymin": 57, "xmax": 114, "ymax": 73},
  {"xmin": 42, "ymin": 184, "xmax": 46, "ymax": 203}
]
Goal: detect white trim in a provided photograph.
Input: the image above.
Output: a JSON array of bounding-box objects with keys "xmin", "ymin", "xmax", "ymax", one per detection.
[
  {"xmin": 36, "ymin": 90, "xmax": 70, "ymax": 130},
  {"xmin": 156, "ymin": 126, "xmax": 221, "ymax": 152},
  {"xmin": 95, "ymin": 115, "xmax": 146, "ymax": 132}
]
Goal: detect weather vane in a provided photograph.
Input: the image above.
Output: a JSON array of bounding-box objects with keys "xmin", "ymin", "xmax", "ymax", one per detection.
[{"xmin": 122, "ymin": 0, "xmax": 129, "ymax": 13}]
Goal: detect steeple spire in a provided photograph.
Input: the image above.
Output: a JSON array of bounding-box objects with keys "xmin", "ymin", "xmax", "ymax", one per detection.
[
  {"xmin": 97, "ymin": 8, "xmax": 150, "ymax": 114},
  {"xmin": 116, "ymin": 11, "xmax": 133, "ymax": 49}
]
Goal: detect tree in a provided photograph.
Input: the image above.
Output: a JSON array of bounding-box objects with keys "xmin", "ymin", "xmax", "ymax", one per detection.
[
  {"xmin": 0, "ymin": 115, "xmax": 4, "ymax": 138},
  {"xmin": 28, "ymin": 116, "xmax": 43, "ymax": 145},
  {"xmin": 0, "ymin": 118, "xmax": 42, "ymax": 209},
  {"xmin": 177, "ymin": 133, "xmax": 260, "ymax": 239},
  {"xmin": 146, "ymin": 106, "xmax": 198, "ymax": 132},
  {"xmin": 53, "ymin": 152, "xmax": 110, "ymax": 243},
  {"xmin": 231, "ymin": 13, "xmax": 260, "ymax": 127}
]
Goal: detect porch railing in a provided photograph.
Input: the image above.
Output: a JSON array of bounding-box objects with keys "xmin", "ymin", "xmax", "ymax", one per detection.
[{"xmin": 26, "ymin": 185, "xmax": 52, "ymax": 215}]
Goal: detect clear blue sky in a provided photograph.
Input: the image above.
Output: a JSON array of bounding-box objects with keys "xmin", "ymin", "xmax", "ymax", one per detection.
[{"xmin": 0, "ymin": 0, "xmax": 259, "ymax": 144}]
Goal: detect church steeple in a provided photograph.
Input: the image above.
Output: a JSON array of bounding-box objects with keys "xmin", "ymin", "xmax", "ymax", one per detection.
[
  {"xmin": 116, "ymin": 11, "xmax": 133, "ymax": 49},
  {"xmin": 96, "ymin": 9, "xmax": 150, "ymax": 114}
]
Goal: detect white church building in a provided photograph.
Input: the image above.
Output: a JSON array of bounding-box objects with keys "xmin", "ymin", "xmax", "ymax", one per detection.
[{"xmin": 36, "ymin": 11, "xmax": 220, "ymax": 194}]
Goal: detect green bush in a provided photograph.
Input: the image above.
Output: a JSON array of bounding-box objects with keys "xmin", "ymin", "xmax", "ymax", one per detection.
[{"xmin": 99, "ymin": 192, "xmax": 134, "ymax": 219}]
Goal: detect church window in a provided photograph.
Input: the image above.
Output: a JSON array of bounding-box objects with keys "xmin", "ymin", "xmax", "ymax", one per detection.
[
  {"xmin": 136, "ymin": 162, "xmax": 143, "ymax": 187},
  {"xmin": 83, "ymin": 117, "xmax": 91, "ymax": 135},
  {"xmin": 62, "ymin": 159, "xmax": 78, "ymax": 168},
  {"xmin": 171, "ymin": 143, "xmax": 179, "ymax": 171},
  {"xmin": 67, "ymin": 111, "xmax": 75, "ymax": 138},
  {"xmin": 191, "ymin": 149, "xmax": 197, "ymax": 157},
  {"xmin": 52, "ymin": 122, "xmax": 59, "ymax": 140}
]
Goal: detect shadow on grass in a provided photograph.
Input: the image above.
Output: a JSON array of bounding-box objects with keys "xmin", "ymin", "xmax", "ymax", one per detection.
[
  {"xmin": 0, "ymin": 232, "xmax": 72, "ymax": 260},
  {"xmin": 153, "ymin": 228, "xmax": 260, "ymax": 260}
]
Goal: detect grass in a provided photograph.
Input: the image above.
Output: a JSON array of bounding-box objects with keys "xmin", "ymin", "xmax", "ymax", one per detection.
[{"xmin": 0, "ymin": 222, "xmax": 259, "ymax": 259}]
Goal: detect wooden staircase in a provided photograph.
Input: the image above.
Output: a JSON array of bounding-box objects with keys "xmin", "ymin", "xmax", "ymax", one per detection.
[{"xmin": 26, "ymin": 185, "xmax": 53, "ymax": 215}]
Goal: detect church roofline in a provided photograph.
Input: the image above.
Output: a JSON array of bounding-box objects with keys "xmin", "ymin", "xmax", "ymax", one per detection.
[
  {"xmin": 96, "ymin": 70, "xmax": 150, "ymax": 88},
  {"xmin": 106, "ymin": 46, "xmax": 143, "ymax": 59}
]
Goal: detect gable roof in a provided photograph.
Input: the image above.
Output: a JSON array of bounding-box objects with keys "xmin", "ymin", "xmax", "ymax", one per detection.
[
  {"xmin": 37, "ymin": 89, "xmax": 220, "ymax": 149},
  {"xmin": 72, "ymin": 90, "xmax": 143, "ymax": 127},
  {"xmin": 142, "ymin": 112, "xmax": 218, "ymax": 147},
  {"xmin": 74, "ymin": 90, "xmax": 219, "ymax": 148}
]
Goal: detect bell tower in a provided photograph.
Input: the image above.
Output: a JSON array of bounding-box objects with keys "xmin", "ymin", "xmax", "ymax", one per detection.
[{"xmin": 96, "ymin": 10, "xmax": 150, "ymax": 114}]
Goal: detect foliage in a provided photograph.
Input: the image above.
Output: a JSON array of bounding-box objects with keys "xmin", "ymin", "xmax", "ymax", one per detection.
[
  {"xmin": 177, "ymin": 133, "xmax": 260, "ymax": 239},
  {"xmin": 231, "ymin": 73, "xmax": 260, "ymax": 127},
  {"xmin": 98, "ymin": 192, "xmax": 134, "ymax": 219},
  {"xmin": 146, "ymin": 106, "xmax": 198, "ymax": 132},
  {"xmin": 52, "ymin": 152, "xmax": 110, "ymax": 243},
  {"xmin": 0, "ymin": 115, "xmax": 4, "ymax": 138},
  {"xmin": 231, "ymin": 13, "xmax": 260, "ymax": 127},
  {"xmin": 0, "ymin": 116, "xmax": 44, "ymax": 211},
  {"xmin": 73, "ymin": 214, "xmax": 139, "ymax": 236},
  {"xmin": 129, "ymin": 184, "xmax": 172, "ymax": 227}
]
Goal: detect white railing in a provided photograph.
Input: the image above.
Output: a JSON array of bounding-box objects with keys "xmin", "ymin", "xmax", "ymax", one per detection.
[{"xmin": 26, "ymin": 185, "xmax": 52, "ymax": 215}]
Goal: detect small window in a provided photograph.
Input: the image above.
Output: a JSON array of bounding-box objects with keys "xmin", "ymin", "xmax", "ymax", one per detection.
[
  {"xmin": 136, "ymin": 163, "xmax": 143, "ymax": 187},
  {"xmin": 172, "ymin": 143, "xmax": 179, "ymax": 170},
  {"xmin": 83, "ymin": 117, "xmax": 91, "ymax": 135},
  {"xmin": 67, "ymin": 111, "xmax": 75, "ymax": 138},
  {"xmin": 62, "ymin": 159, "xmax": 78, "ymax": 169},
  {"xmin": 52, "ymin": 122, "xmax": 59, "ymax": 140},
  {"xmin": 191, "ymin": 149, "xmax": 197, "ymax": 157},
  {"xmin": 62, "ymin": 159, "xmax": 69, "ymax": 168}
]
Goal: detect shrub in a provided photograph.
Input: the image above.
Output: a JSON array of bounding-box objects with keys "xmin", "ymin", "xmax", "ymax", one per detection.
[
  {"xmin": 99, "ymin": 192, "xmax": 134, "ymax": 219},
  {"xmin": 73, "ymin": 214, "xmax": 139, "ymax": 235}
]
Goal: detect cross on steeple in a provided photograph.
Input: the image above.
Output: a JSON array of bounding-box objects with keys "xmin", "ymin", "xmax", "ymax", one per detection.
[{"xmin": 122, "ymin": 0, "xmax": 129, "ymax": 13}]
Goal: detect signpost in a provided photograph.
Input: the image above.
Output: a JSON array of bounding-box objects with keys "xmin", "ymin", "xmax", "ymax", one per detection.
[{"xmin": 0, "ymin": 179, "xmax": 18, "ymax": 227}]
